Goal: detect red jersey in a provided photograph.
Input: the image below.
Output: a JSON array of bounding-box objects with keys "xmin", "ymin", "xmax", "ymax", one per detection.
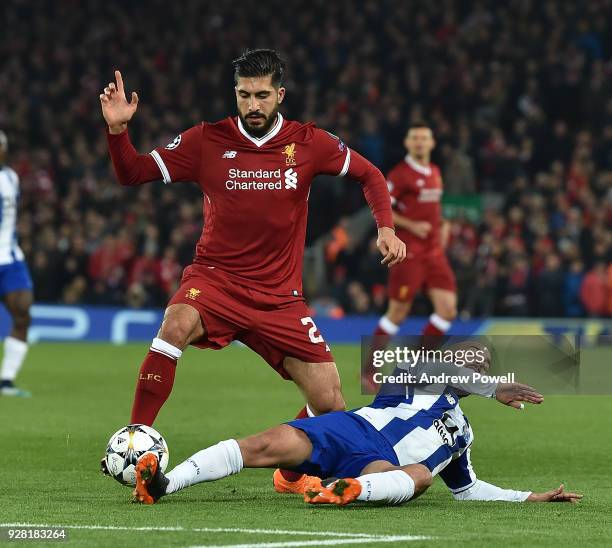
[
  {"xmin": 107, "ymin": 114, "xmax": 392, "ymax": 295},
  {"xmin": 387, "ymin": 155, "xmax": 444, "ymax": 255}
]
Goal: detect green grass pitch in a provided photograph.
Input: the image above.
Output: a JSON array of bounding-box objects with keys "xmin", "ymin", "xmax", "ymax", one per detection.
[{"xmin": 0, "ymin": 343, "xmax": 610, "ymax": 547}]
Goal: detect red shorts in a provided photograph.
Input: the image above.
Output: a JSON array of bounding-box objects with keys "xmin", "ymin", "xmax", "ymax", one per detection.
[
  {"xmin": 388, "ymin": 249, "xmax": 456, "ymax": 302},
  {"xmin": 167, "ymin": 264, "xmax": 333, "ymax": 379}
]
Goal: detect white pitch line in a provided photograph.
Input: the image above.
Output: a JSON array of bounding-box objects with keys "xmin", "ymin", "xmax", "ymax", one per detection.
[
  {"xmin": 191, "ymin": 535, "xmax": 431, "ymax": 548},
  {"xmin": 0, "ymin": 523, "xmax": 367, "ymax": 537},
  {"xmin": 0, "ymin": 524, "xmax": 429, "ymax": 541}
]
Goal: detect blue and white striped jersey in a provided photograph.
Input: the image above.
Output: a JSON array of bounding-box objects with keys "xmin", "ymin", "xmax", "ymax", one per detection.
[
  {"xmin": 352, "ymin": 384, "xmax": 474, "ymax": 478},
  {"xmin": 0, "ymin": 166, "xmax": 25, "ymax": 265}
]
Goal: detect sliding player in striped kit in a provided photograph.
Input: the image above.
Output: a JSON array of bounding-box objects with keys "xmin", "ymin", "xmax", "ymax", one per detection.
[
  {"xmin": 131, "ymin": 355, "xmax": 580, "ymax": 506},
  {"xmin": 0, "ymin": 131, "xmax": 34, "ymax": 398}
]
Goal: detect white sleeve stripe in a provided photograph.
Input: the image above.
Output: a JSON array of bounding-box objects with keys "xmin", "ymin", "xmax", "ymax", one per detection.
[
  {"xmin": 149, "ymin": 150, "xmax": 172, "ymax": 184},
  {"xmin": 338, "ymin": 148, "xmax": 351, "ymax": 177}
]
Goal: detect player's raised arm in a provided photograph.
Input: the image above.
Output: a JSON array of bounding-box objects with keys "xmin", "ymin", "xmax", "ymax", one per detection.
[
  {"xmin": 101, "ymin": 71, "xmax": 201, "ymax": 186},
  {"xmin": 100, "ymin": 71, "xmax": 162, "ymax": 186},
  {"xmin": 100, "ymin": 70, "xmax": 139, "ymax": 134},
  {"xmin": 312, "ymin": 129, "xmax": 406, "ymax": 267}
]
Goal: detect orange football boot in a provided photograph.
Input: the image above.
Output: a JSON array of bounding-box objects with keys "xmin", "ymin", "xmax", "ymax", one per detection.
[
  {"xmin": 132, "ymin": 453, "xmax": 168, "ymax": 504},
  {"xmin": 273, "ymin": 468, "xmax": 309, "ymax": 494},
  {"xmin": 304, "ymin": 476, "xmax": 362, "ymax": 506}
]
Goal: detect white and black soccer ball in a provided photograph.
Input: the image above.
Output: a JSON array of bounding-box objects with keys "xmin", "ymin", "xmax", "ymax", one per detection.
[{"xmin": 104, "ymin": 424, "xmax": 169, "ymax": 486}]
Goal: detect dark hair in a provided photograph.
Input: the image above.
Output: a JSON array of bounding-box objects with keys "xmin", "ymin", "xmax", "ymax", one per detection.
[
  {"xmin": 408, "ymin": 121, "xmax": 431, "ymax": 131},
  {"xmin": 232, "ymin": 49, "xmax": 286, "ymax": 88}
]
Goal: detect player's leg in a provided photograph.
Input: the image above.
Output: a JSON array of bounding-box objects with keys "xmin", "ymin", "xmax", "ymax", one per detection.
[
  {"xmin": 271, "ymin": 358, "xmax": 345, "ymax": 489},
  {"xmin": 375, "ymin": 255, "xmax": 422, "ymax": 340},
  {"xmin": 282, "ymin": 357, "xmax": 345, "ymax": 416},
  {"xmin": 380, "ymin": 298, "xmax": 412, "ymax": 335},
  {"xmin": 241, "ymin": 304, "xmax": 344, "ymax": 489},
  {"xmin": 305, "ymin": 461, "xmax": 432, "ymax": 506},
  {"xmin": 364, "ymin": 256, "xmax": 424, "ymax": 389},
  {"xmin": 425, "ymin": 287, "xmax": 457, "ymax": 333},
  {"xmin": 133, "ymin": 425, "xmax": 313, "ymax": 504},
  {"xmin": 420, "ymin": 253, "xmax": 457, "ymax": 347},
  {"xmin": 0, "ymin": 286, "xmax": 33, "ymax": 397},
  {"xmin": 357, "ymin": 460, "xmax": 433, "ymax": 501},
  {"xmin": 130, "ymin": 303, "xmax": 205, "ymax": 425}
]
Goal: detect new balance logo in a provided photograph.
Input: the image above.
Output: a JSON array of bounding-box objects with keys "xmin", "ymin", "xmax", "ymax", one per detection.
[
  {"xmin": 222, "ymin": 150, "xmax": 237, "ymax": 159},
  {"xmin": 284, "ymin": 168, "xmax": 298, "ymax": 190}
]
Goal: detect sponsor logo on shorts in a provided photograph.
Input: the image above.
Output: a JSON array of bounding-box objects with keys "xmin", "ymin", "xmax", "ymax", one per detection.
[{"xmin": 186, "ymin": 287, "xmax": 201, "ymax": 300}]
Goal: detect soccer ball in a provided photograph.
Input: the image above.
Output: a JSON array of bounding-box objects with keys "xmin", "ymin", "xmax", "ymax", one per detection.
[{"xmin": 104, "ymin": 424, "xmax": 169, "ymax": 486}]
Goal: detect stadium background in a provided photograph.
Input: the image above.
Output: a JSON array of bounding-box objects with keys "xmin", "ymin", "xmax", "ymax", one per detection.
[
  {"xmin": 1, "ymin": 0, "xmax": 610, "ymax": 325},
  {"xmin": 1, "ymin": 2, "xmax": 612, "ymax": 546}
]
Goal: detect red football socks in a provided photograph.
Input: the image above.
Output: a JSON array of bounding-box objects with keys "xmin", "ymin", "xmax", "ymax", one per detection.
[
  {"xmin": 420, "ymin": 313, "xmax": 451, "ymax": 349},
  {"xmin": 130, "ymin": 350, "xmax": 177, "ymax": 426}
]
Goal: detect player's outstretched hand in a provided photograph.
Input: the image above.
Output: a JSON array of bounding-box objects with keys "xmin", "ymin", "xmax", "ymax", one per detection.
[
  {"xmin": 377, "ymin": 227, "xmax": 406, "ymax": 267},
  {"xmin": 494, "ymin": 382, "xmax": 543, "ymax": 409},
  {"xmin": 99, "ymin": 70, "xmax": 139, "ymax": 134},
  {"xmin": 527, "ymin": 484, "xmax": 583, "ymax": 503}
]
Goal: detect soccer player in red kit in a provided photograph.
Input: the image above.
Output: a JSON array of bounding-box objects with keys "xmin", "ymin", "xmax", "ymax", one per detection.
[
  {"xmin": 99, "ymin": 49, "xmax": 405, "ymax": 493},
  {"xmin": 371, "ymin": 123, "xmax": 457, "ymax": 352}
]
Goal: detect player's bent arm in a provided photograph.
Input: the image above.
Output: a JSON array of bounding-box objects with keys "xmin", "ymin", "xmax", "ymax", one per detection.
[
  {"xmin": 440, "ymin": 219, "xmax": 451, "ymax": 248},
  {"xmin": 345, "ymin": 149, "xmax": 393, "ymax": 229},
  {"xmin": 107, "ymin": 130, "xmax": 163, "ymax": 186},
  {"xmin": 391, "ymin": 211, "xmax": 414, "ymax": 231}
]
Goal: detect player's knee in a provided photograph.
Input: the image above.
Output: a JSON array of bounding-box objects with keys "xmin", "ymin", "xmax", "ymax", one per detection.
[
  {"xmin": 309, "ymin": 386, "xmax": 345, "ymax": 415},
  {"xmin": 386, "ymin": 302, "xmax": 410, "ymax": 325},
  {"xmin": 159, "ymin": 313, "xmax": 198, "ymax": 347},
  {"xmin": 238, "ymin": 431, "xmax": 277, "ymax": 466},
  {"xmin": 12, "ymin": 310, "xmax": 31, "ymax": 331},
  {"xmin": 434, "ymin": 302, "xmax": 457, "ymax": 322},
  {"xmin": 238, "ymin": 434, "xmax": 268, "ymax": 460}
]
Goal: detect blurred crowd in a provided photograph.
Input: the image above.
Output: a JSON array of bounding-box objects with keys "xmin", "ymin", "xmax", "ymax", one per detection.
[{"xmin": 1, "ymin": 0, "xmax": 611, "ymax": 316}]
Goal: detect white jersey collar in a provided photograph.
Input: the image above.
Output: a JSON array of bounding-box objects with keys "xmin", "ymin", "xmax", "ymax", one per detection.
[
  {"xmin": 405, "ymin": 154, "xmax": 432, "ymax": 177},
  {"xmin": 237, "ymin": 113, "xmax": 284, "ymax": 147}
]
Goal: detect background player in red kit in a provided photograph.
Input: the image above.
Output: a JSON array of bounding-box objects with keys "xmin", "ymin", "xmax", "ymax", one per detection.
[
  {"xmin": 372, "ymin": 123, "xmax": 457, "ymax": 348},
  {"xmin": 99, "ymin": 49, "xmax": 405, "ymax": 492}
]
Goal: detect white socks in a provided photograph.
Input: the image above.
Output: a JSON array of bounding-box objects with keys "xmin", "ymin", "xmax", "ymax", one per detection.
[
  {"xmin": 166, "ymin": 439, "xmax": 243, "ymax": 494},
  {"xmin": 150, "ymin": 337, "xmax": 182, "ymax": 360},
  {"xmin": 306, "ymin": 404, "xmax": 316, "ymax": 417},
  {"xmin": 378, "ymin": 316, "xmax": 400, "ymax": 336},
  {"xmin": 356, "ymin": 470, "xmax": 415, "ymax": 505},
  {"xmin": 0, "ymin": 336, "xmax": 28, "ymax": 382},
  {"xmin": 429, "ymin": 313, "xmax": 451, "ymax": 333}
]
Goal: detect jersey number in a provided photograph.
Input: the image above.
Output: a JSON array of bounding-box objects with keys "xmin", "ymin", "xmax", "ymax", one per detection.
[{"xmin": 301, "ymin": 316, "xmax": 324, "ymax": 344}]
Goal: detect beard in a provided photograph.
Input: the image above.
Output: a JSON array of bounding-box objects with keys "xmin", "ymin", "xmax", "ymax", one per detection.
[{"xmin": 239, "ymin": 105, "xmax": 280, "ymax": 138}]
